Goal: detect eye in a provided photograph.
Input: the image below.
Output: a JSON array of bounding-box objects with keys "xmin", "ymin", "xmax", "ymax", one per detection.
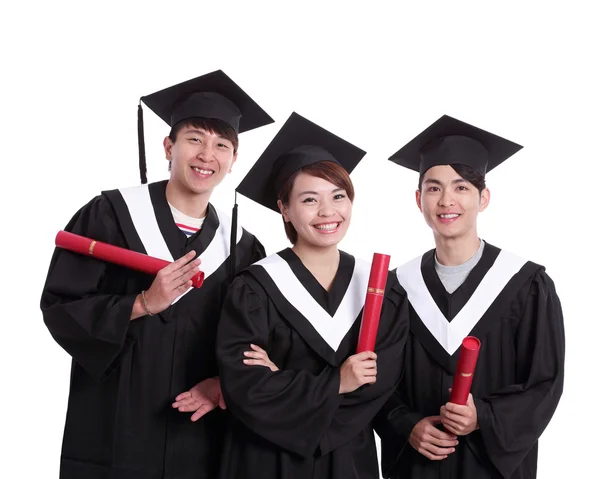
[
  {"xmin": 189, "ymin": 137, "xmax": 202, "ymax": 143},
  {"xmin": 427, "ymin": 186, "xmax": 440, "ymax": 192},
  {"xmin": 457, "ymin": 185, "xmax": 468, "ymax": 191},
  {"xmin": 217, "ymin": 142, "xmax": 230, "ymax": 149},
  {"xmin": 334, "ymin": 193, "xmax": 346, "ymax": 200},
  {"xmin": 301, "ymin": 197, "xmax": 317, "ymax": 204}
]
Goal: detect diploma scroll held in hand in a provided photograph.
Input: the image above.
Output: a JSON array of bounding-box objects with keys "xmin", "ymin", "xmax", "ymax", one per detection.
[
  {"xmin": 356, "ymin": 253, "xmax": 391, "ymax": 353},
  {"xmin": 449, "ymin": 336, "xmax": 481, "ymax": 405},
  {"xmin": 55, "ymin": 230, "xmax": 205, "ymax": 288}
]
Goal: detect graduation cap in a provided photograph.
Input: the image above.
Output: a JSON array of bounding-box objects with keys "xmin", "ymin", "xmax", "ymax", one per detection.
[
  {"xmin": 237, "ymin": 112, "xmax": 367, "ymax": 213},
  {"xmin": 229, "ymin": 112, "xmax": 366, "ymax": 280},
  {"xmin": 137, "ymin": 69, "xmax": 274, "ymax": 184},
  {"xmin": 388, "ymin": 115, "xmax": 523, "ymax": 177}
]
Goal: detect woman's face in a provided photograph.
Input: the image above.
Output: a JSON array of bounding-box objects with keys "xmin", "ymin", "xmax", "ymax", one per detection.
[{"xmin": 279, "ymin": 172, "xmax": 353, "ymax": 249}]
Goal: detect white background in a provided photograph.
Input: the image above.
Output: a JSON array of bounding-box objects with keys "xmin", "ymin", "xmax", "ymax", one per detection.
[{"xmin": 1, "ymin": 1, "xmax": 597, "ymax": 477}]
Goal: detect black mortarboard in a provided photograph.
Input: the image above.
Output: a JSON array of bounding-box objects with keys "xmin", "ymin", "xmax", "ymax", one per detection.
[
  {"xmin": 236, "ymin": 112, "xmax": 367, "ymax": 213},
  {"xmin": 137, "ymin": 70, "xmax": 274, "ymax": 184},
  {"xmin": 388, "ymin": 115, "xmax": 523, "ymax": 177}
]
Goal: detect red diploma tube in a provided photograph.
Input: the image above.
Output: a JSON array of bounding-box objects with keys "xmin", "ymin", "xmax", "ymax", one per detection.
[
  {"xmin": 55, "ymin": 230, "xmax": 204, "ymax": 288},
  {"xmin": 449, "ymin": 336, "xmax": 481, "ymax": 405},
  {"xmin": 356, "ymin": 253, "xmax": 391, "ymax": 353}
]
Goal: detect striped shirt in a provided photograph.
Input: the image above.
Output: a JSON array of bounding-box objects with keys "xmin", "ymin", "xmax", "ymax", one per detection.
[{"xmin": 169, "ymin": 203, "xmax": 205, "ymax": 237}]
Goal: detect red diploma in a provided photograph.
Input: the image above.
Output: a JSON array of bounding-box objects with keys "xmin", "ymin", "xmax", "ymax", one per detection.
[
  {"xmin": 449, "ymin": 336, "xmax": 481, "ymax": 405},
  {"xmin": 55, "ymin": 230, "xmax": 204, "ymax": 288},
  {"xmin": 356, "ymin": 253, "xmax": 391, "ymax": 353}
]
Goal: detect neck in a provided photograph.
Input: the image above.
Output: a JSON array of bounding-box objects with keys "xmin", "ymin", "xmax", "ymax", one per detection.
[
  {"xmin": 165, "ymin": 180, "xmax": 210, "ymax": 218},
  {"xmin": 292, "ymin": 242, "xmax": 340, "ymax": 290},
  {"xmin": 434, "ymin": 232, "xmax": 481, "ymax": 266}
]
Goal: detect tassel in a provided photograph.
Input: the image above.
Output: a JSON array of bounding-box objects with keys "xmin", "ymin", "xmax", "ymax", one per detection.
[
  {"xmin": 137, "ymin": 100, "xmax": 148, "ymax": 184},
  {"xmin": 229, "ymin": 191, "xmax": 238, "ymax": 283}
]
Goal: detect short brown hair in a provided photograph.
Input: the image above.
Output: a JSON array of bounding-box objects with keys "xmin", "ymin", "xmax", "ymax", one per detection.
[
  {"xmin": 169, "ymin": 117, "xmax": 239, "ymax": 153},
  {"xmin": 278, "ymin": 161, "xmax": 355, "ymax": 244}
]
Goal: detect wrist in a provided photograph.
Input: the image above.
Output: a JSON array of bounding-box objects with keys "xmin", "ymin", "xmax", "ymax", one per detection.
[
  {"xmin": 130, "ymin": 294, "xmax": 147, "ymax": 321},
  {"xmin": 141, "ymin": 290, "xmax": 154, "ymax": 316}
]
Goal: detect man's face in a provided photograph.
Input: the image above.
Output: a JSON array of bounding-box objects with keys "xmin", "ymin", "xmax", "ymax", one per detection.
[
  {"xmin": 416, "ymin": 165, "xmax": 490, "ymax": 240},
  {"xmin": 164, "ymin": 125, "xmax": 237, "ymax": 196}
]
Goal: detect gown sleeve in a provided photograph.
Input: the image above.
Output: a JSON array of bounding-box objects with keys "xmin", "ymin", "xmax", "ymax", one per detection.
[
  {"xmin": 469, "ymin": 270, "xmax": 565, "ymax": 478},
  {"xmin": 217, "ymin": 275, "xmax": 343, "ymax": 458},
  {"xmin": 40, "ymin": 195, "xmax": 137, "ymax": 382},
  {"xmin": 318, "ymin": 281, "xmax": 409, "ymax": 455}
]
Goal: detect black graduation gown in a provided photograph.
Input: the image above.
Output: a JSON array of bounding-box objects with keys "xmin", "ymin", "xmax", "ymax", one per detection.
[
  {"xmin": 40, "ymin": 180, "xmax": 265, "ymax": 479},
  {"xmin": 375, "ymin": 243, "xmax": 565, "ymax": 479},
  {"xmin": 216, "ymin": 249, "xmax": 409, "ymax": 479}
]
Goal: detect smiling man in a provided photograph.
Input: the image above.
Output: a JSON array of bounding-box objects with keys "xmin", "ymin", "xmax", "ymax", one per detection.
[
  {"xmin": 40, "ymin": 70, "xmax": 273, "ymax": 479},
  {"xmin": 375, "ymin": 115, "xmax": 565, "ymax": 479}
]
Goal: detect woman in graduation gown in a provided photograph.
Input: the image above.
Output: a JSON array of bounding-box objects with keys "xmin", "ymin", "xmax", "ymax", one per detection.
[
  {"xmin": 40, "ymin": 71, "xmax": 273, "ymax": 479},
  {"xmin": 216, "ymin": 112, "xmax": 409, "ymax": 479},
  {"xmin": 374, "ymin": 115, "xmax": 565, "ymax": 479}
]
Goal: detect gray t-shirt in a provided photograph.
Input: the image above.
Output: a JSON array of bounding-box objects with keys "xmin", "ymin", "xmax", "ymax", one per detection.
[{"xmin": 434, "ymin": 240, "xmax": 485, "ymax": 293}]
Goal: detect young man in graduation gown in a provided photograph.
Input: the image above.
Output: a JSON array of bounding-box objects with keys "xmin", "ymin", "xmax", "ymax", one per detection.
[
  {"xmin": 40, "ymin": 70, "xmax": 273, "ymax": 479},
  {"xmin": 375, "ymin": 115, "xmax": 565, "ymax": 479},
  {"xmin": 216, "ymin": 113, "xmax": 409, "ymax": 479}
]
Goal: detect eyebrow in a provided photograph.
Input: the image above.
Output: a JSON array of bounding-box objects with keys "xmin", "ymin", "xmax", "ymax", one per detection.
[
  {"xmin": 298, "ymin": 187, "xmax": 345, "ymax": 195},
  {"xmin": 423, "ymin": 178, "xmax": 467, "ymax": 185},
  {"xmin": 184, "ymin": 129, "xmax": 229, "ymax": 140}
]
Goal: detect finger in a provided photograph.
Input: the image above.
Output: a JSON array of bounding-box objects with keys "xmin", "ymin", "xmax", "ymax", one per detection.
[
  {"xmin": 178, "ymin": 402, "xmax": 204, "ymax": 412},
  {"xmin": 363, "ymin": 376, "xmax": 377, "ymax": 385},
  {"xmin": 429, "ymin": 416, "xmax": 444, "ymax": 426},
  {"xmin": 429, "ymin": 436, "xmax": 459, "ymax": 448},
  {"xmin": 164, "ymin": 250, "xmax": 197, "ymax": 273},
  {"xmin": 172, "ymin": 396, "xmax": 198, "ymax": 408},
  {"xmin": 350, "ymin": 351, "xmax": 377, "ymax": 361},
  {"xmin": 442, "ymin": 409, "xmax": 466, "ymax": 425},
  {"xmin": 176, "ymin": 264, "xmax": 202, "ymax": 284},
  {"xmin": 423, "ymin": 442, "xmax": 456, "ymax": 457},
  {"xmin": 363, "ymin": 367, "xmax": 378, "ymax": 377},
  {"xmin": 445, "ymin": 402, "xmax": 469, "ymax": 414},
  {"xmin": 243, "ymin": 351, "xmax": 267, "ymax": 359},
  {"xmin": 174, "ymin": 281, "xmax": 193, "ymax": 295},
  {"xmin": 250, "ymin": 344, "xmax": 267, "ymax": 354},
  {"xmin": 219, "ymin": 395, "xmax": 226, "ymax": 410},
  {"xmin": 174, "ymin": 391, "xmax": 191, "ymax": 402},
  {"xmin": 360, "ymin": 360, "xmax": 378, "ymax": 369},
  {"xmin": 427, "ymin": 424, "xmax": 457, "ymax": 441},
  {"xmin": 417, "ymin": 446, "xmax": 449, "ymax": 461},
  {"xmin": 442, "ymin": 422, "xmax": 462, "ymax": 436},
  {"xmin": 243, "ymin": 359, "xmax": 275, "ymax": 368},
  {"xmin": 191, "ymin": 403, "xmax": 216, "ymax": 422}
]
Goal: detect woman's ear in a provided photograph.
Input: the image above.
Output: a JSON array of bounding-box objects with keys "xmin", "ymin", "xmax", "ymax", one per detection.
[{"xmin": 277, "ymin": 199, "xmax": 290, "ymax": 222}]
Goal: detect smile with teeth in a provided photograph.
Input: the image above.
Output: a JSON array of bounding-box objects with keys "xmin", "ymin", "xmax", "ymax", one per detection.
[
  {"xmin": 192, "ymin": 166, "xmax": 214, "ymax": 175},
  {"xmin": 439, "ymin": 213, "xmax": 459, "ymax": 219},
  {"xmin": 313, "ymin": 222, "xmax": 341, "ymax": 232}
]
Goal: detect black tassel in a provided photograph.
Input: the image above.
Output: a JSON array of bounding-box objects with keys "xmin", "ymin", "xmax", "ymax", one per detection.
[
  {"xmin": 229, "ymin": 192, "xmax": 238, "ymax": 283},
  {"xmin": 137, "ymin": 101, "xmax": 148, "ymax": 184}
]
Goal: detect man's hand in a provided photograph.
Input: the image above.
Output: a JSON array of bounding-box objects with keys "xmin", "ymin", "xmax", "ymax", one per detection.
[
  {"xmin": 409, "ymin": 416, "xmax": 458, "ymax": 460},
  {"xmin": 440, "ymin": 392, "xmax": 479, "ymax": 436},
  {"xmin": 172, "ymin": 377, "xmax": 225, "ymax": 422},
  {"xmin": 131, "ymin": 251, "xmax": 201, "ymax": 320},
  {"xmin": 242, "ymin": 344, "xmax": 279, "ymax": 372}
]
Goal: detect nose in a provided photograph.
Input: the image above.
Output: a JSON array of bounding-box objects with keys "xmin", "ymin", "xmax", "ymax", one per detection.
[
  {"xmin": 196, "ymin": 142, "xmax": 214, "ymax": 162},
  {"xmin": 318, "ymin": 201, "xmax": 336, "ymax": 217},
  {"xmin": 438, "ymin": 189, "xmax": 455, "ymax": 207}
]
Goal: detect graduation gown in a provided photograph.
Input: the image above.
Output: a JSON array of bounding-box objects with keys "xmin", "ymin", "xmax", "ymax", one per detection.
[
  {"xmin": 216, "ymin": 249, "xmax": 409, "ymax": 479},
  {"xmin": 375, "ymin": 243, "xmax": 565, "ymax": 479},
  {"xmin": 41, "ymin": 180, "xmax": 265, "ymax": 479}
]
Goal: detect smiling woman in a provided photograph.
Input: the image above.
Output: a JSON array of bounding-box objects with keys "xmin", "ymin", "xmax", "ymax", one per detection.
[
  {"xmin": 277, "ymin": 161, "xmax": 355, "ymax": 245},
  {"xmin": 216, "ymin": 112, "xmax": 410, "ymax": 479}
]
